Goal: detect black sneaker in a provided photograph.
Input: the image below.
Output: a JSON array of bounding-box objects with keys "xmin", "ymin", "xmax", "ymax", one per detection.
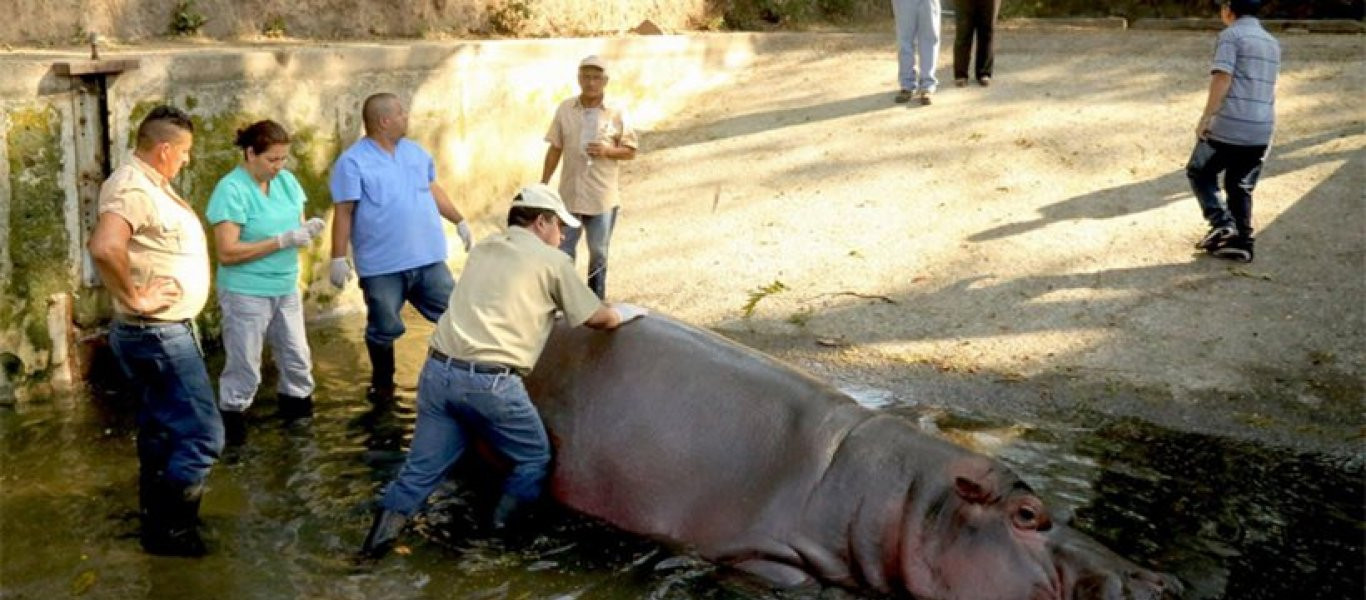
[
  {"xmin": 1196, "ymin": 225, "xmax": 1237, "ymax": 250},
  {"xmin": 1211, "ymin": 237, "xmax": 1254, "ymax": 263},
  {"xmin": 894, "ymin": 89, "xmax": 914, "ymax": 103}
]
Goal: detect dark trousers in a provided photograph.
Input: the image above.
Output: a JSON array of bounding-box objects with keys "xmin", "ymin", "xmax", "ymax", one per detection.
[
  {"xmin": 1185, "ymin": 138, "xmax": 1268, "ymax": 238},
  {"xmin": 954, "ymin": 0, "xmax": 1000, "ymax": 80},
  {"xmin": 358, "ymin": 261, "xmax": 455, "ymax": 346},
  {"xmin": 109, "ymin": 321, "xmax": 223, "ymax": 489}
]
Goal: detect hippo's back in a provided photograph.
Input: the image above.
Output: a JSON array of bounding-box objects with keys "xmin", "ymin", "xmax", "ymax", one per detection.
[{"xmin": 525, "ymin": 314, "xmax": 871, "ymax": 546}]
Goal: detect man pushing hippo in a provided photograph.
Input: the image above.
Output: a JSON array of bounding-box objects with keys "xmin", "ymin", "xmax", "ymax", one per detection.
[{"xmin": 524, "ymin": 314, "xmax": 1183, "ymax": 600}]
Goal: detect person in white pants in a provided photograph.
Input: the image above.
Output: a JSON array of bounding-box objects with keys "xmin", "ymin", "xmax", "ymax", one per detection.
[
  {"xmin": 205, "ymin": 119, "xmax": 325, "ymax": 445},
  {"xmin": 891, "ymin": 0, "xmax": 942, "ymax": 105}
]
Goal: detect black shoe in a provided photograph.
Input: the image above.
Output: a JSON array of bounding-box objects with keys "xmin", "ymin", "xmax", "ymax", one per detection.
[
  {"xmin": 1211, "ymin": 236, "xmax": 1254, "ymax": 263},
  {"xmin": 359, "ymin": 509, "xmax": 408, "ymax": 559},
  {"xmin": 978, "ymin": 76, "xmax": 991, "ymax": 87},
  {"xmin": 1196, "ymin": 225, "xmax": 1237, "ymax": 250},
  {"xmin": 954, "ymin": 78, "xmax": 968, "ymax": 88},
  {"xmin": 220, "ymin": 410, "xmax": 247, "ymax": 446},
  {"xmin": 141, "ymin": 480, "xmax": 207, "ymax": 557},
  {"xmin": 894, "ymin": 89, "xmax": 914, "ymax": 103},
  {"xmin": 277, "ymin": 394, "xmax": 313, "ymax": 420},
  {"xmin": 917, "ymin": 91, "xmax": 933, "ymax": 106}
]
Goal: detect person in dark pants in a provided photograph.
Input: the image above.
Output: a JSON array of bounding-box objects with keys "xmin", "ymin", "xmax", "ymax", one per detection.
[
  {"xmin": 88, "ymin": 105, "xmax": 222, "ymax": 556},
  {"xmin": 953, "ymin": 0, "xmax": 1001, "ymax": 87},
  {"xmin": 328, "ymin": 92, "xmax": 475, "ymax": 400},
  {"xmin": 1186, "ymin": 0, "xmax": 1280, "ymax": 263},
  {"xmin": 360, "ymin": 184, "xmax": 646, "ymax": 559}
]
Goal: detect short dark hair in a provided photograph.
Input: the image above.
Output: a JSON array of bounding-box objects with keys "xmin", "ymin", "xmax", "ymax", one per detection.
[
  {"xmin": 507, "ymin": 204, "xmax": 556, "ymax": 228},
  {"xmin": 362, "ymin": 93, "xmax": 399, "ymax": 134},
  {"xmin": 135, "ymin": 105, "xmax": 194, "ymax": 151},
  {"xmin": 234, "ymin": 119, "xmax": 290, "ymax": 157},
  {"xmin": 1221, "ymin": 0, "xmax": 1262, "ymax": 17}
]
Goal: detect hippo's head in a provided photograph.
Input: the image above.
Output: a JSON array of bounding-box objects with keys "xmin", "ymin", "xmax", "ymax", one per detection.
[{"xmin": 901, "ymin": 457, "xmax": 1182, "ymax": 600}]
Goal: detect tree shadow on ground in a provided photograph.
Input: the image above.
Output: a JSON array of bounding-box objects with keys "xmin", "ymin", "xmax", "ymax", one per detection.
[{"xmin": 640, "ymin": 91, "xmax": 893, "ymax": 153}]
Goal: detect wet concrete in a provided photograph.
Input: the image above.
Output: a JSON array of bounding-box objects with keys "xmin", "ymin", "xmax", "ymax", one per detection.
[{"xmin": 0, "ymin": 313, "xmax": 1361, "ymax": 599}]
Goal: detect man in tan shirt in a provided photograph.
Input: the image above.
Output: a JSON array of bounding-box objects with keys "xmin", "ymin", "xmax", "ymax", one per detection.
[
  {"xmin": 361, "ymin": 183, "xmax": 646, "ymax": 558},
  {"xmin": 88, "ymin": 105, "xmax": 221, "ymax": 556},
  {"xmin": 541, "ymin": 55, "xmax": 639, "ymax": 299}
]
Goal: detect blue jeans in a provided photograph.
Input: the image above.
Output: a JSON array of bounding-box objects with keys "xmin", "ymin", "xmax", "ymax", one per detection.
[
  {"xmin": 558, "ymin": 206, "xmax": 618, "ymax": 299},
  {"xmin": 358, "ymin": 262, "xmax": 455, "ymax": 345},
  {"xmin": 892, "ymin": 0, "xmax": 941, "ymax": 93},
  {"xmin": 1186, "ymin": 138, "xmax": 1267, "ymax": 237},
  {"xmin": 109, "ymin": 320, "xmax": 223, "ymax": 487},
  {"xmin": 380, "ymin": 356, "xmax": 551, "ymax": 516}
]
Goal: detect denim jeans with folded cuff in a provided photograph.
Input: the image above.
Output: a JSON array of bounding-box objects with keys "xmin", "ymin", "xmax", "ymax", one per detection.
[
  {"xmin": 109, "ymin": 320, "xmax": 223, "ymax": 488},
  {"xmin": 358, "ymin": 261, "xmax": 455, "ymax": 346},
  {"xmin": 380, "ymin": 356, "xmax": 551, "ymax": 516},
  {"xmin": 558, "ymin": 206, "xmax": 618, "ymax": 299},
  {"xmin": 1186, "ymin": 138, "xmax": 1267, "ymax": 238}
]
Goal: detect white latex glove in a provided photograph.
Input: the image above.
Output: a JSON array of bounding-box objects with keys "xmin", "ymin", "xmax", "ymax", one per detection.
[
  {"xmin": 328, "ymin": 257, "xmax": 353, "ymax": 289},
  {"xmin": 303, "ymin": 217, "xmax": 325, "ymax": 238},
  {"xmin": 613, "ymin": 302, "xmax": 649, "ymax": 324},
  {"xmin": 456, "ymin": 221, "xmax": 473, "ymax": 252},
  {"xmin": 276, "ymin": 218, "xmax": 325, "ymax": 249}
]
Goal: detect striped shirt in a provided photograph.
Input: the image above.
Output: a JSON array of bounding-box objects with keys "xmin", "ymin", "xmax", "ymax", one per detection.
[{"xmin": 1209, "ymin": 16, "xmax": 1280, "ymax": 146}]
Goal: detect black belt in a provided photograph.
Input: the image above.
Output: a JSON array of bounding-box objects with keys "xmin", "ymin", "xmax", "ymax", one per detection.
[
  {"xmin": 428, "ymin": 349, "xmax": 515, "ymax": 375},
  {"xmin": 114, "ymin": 316, "xmax": 191, "ymax": 328}
]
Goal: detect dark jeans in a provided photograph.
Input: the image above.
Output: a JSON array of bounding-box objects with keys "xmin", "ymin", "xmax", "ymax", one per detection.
[
  {"xmin": 380, "ymin": 356, "xmax": 551, "ymax": 515},
  {"xmin": 109, "ymin": 320, "xmax": 223, "ymax": 488},
  {"xmin": 358, "ymin": 261, "xmax": 455, "ymax": 345},
  {"xmin": 954, "ymin": 0, "xmax": 1000, "ymax": 80},
  {"xmin": 1186, "ymin": 138, "xmax": 1267, "ymax": 237},
  {"xmin": 558, "ymin": 206, "xmax": 618, "ymax": 299}
]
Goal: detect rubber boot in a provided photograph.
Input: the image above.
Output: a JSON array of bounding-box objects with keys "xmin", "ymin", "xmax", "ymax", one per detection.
[
  {"xmin": 142, "ymin": 480, "xmax": 207, "ymax": 557},
  {"xmin": 359, "ymin": 509, "xmax": 407, "ymax": 559},
  {"xmin": 220, "ymin": 410, "xmax": 247, "ymax": 446},
  {"xmin": 365, "ymin": 341, "xmax": 396, "ymax": 402},
  {"xmin": 491, "ymin": 494, "xmax": 527, "ymax": 532},
  {"xmin": 277, "ymin": 394, "xmax": 314, "ymax": 421}
]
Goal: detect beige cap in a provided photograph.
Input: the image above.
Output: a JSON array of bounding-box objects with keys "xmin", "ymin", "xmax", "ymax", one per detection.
[
  {"xmin": 578, "ymin": 54, "xmax": 608, "ymax": 74},
  {"xmin": 512, "ymin": 184, "xmax": 581, "ymax": 228}
]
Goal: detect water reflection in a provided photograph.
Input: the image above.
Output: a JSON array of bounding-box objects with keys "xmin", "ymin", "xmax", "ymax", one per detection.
[{"xmin": 1, "ymin": 318, "xmax": 1360, "ymax": 599}]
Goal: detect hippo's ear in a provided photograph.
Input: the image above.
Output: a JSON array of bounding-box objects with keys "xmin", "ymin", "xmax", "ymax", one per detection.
[
  {"xmin": 953, "ymin": 476, "xmax": 992, "ymax": 504},
  {"xmin": 948, "ymin": 457, "xmax": 1001, "ymax": 504}
]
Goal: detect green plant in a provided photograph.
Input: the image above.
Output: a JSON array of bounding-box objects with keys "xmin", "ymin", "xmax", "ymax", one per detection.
[
  {"xmin": 489, "ymin": 0, "xmax": 535, "ymax": 36},
  {"xmin": 741, "ymin": 280, "xmax": 789, "ymax": 318},
  {"xmin": 170, "ymin": 0, "xmax": 208, "ymax": 36},
  {"xmin": 263, "ymin": 15, "xmax": 287, "ymax": 38}
]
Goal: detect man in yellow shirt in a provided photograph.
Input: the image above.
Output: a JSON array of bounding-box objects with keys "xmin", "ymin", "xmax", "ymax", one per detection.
[
  {"xmin": 88, "ymin": 105, "xmax": 220, "ymax": 556},
  {"xmin": 361, "ymin": 184, "xmax": 646, "ymax": 558}
]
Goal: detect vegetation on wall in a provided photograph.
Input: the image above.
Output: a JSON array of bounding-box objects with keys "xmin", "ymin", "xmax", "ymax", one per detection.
[{"xmin": 4, "ymin": 107, "xmax": 70, "ymax": 357}]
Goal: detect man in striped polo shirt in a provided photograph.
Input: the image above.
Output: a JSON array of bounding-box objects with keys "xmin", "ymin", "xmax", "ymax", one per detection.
[{"xmin": 1187, "ymin": 0, "xmax": 1280, "ymax": 262}]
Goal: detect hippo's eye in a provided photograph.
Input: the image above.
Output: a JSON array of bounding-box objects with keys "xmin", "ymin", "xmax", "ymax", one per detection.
[{"xmin": 1013, "ymin": 505, "xmax": 1050, "ymax": 531}]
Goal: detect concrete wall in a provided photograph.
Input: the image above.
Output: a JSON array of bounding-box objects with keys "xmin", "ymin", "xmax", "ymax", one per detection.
[
  {"xmin": 1, "ymin": 0, "xmax": 718, "ymax": 46},
  {"xmin": 0, "ymin": 33, "xmax": 762, "ymax": 401}
]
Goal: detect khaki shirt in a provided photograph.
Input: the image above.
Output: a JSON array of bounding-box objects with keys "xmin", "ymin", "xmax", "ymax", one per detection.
[
  {"xmin": 545, "ymin": 97, "xmax": 639, "ymax": 216},
  {"xmin": 97, "ymin": 154, "xmax": 210, "ymax": 321},
  {"xmin": 430, "ymin": 227, "xmax": 603, "ymax": 372}
]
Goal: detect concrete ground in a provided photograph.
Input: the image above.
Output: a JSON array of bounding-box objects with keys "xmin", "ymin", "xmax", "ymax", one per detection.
[{"xmin": 600, "ymin": 29, "xmax": 1364, "ymax": 458}]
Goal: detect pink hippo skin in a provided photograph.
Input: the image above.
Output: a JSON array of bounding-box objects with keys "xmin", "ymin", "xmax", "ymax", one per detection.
[{"xmin": 525, "ymin": 314, "xmax": 1182, "ymax": 600}]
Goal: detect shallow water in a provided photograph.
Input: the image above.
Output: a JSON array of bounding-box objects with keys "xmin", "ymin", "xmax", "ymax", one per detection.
[{"xmin": 1, "ymin": 316, "xmax": 1361, "ymax": 599}]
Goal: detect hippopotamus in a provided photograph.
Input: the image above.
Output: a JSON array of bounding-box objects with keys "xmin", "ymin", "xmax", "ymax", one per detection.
[{"xmin": 524, "ymin": 314, "xmax": 1182, "ymax": 600}]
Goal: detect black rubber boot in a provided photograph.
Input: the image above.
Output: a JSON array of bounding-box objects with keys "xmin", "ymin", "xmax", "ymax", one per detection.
[
  {"xmin": 365, "ymin": 341, "xmax": 396, "ymax": 402},
  {"xmin": 141, "ymin": 480, "xmax": 207, "ymax": 557},
  {"xmin": 220, "ymin": 410, "xmax": 247, "ymax": 446},
  {"xmin": 491, "ymin": 494, "xmax": 527, "ymax": 532},
  {"xmin": 277, "ymin": 394, "xmax": 314, "ymax": 420},
  {"xmin": 359, "ymin": 509, "xmax": 407, "ymax": 559}
]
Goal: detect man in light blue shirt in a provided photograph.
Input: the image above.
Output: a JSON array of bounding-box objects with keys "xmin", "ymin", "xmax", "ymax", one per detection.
[
  {"xmin": 328, "ymin": 93, "xmax": 474, "ymax": 400},
  {"xmin": 1186, "ymin": 0, "xmax": 1280, "ymax": 263}
]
